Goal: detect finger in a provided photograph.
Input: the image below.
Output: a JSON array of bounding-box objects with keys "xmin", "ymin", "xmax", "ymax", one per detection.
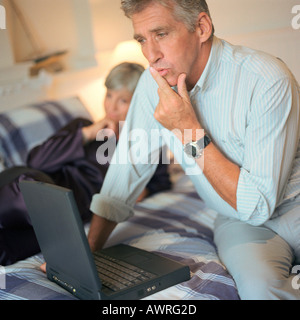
[
  {"xmin": 149, "ymin": 67, "xmax": 174, "ymax": 93},
  {"xmin": 102, "ymin": 118, "xmax": 118, "ymax": 133},
  {"xmin": 177, "ymin": 73, "xmax": 189, "ymax": 100},
  {"xmin": 40, "ymin": 262, "xmax": 47, "ymax": 273}
]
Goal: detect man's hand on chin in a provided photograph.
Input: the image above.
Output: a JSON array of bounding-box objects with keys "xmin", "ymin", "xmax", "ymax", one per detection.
[{"xmin": 149, "ymin": 67, "xmax": 203, "ymax": 144}]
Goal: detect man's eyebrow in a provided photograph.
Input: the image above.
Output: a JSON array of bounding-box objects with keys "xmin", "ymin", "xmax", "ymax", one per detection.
[
  {"xmin": 134, "ymin": 33, "xmax": 143, "ymax": 41},
  {"xmin": 134, "ymin": 26, "xmax": 170, "ymax": 40}
]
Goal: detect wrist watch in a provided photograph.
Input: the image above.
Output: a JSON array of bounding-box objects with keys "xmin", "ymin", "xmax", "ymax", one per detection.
[{"xmin": 183, "ymin": 134, "xmax": 211, "ymax": 159}]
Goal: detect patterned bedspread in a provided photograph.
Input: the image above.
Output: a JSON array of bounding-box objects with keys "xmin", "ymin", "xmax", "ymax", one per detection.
[
  {"xmin": 0, "ymin": 175, "xmax": 239, "ymax": 300},
  {"xmin": 0, "ymin": 97, "xmax": 92, "ymax": 171}
]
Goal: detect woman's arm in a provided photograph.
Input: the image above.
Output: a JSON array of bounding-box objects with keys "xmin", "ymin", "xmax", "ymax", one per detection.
[{"xmin": 27, "ymin": 118, "xmax": 91, "ymax": 172}]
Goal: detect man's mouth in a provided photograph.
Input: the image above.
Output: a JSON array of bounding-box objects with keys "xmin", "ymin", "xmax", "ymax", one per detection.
[{"xmin": 156, "ymin": 68, "xmax": 169, "ymax": 77}]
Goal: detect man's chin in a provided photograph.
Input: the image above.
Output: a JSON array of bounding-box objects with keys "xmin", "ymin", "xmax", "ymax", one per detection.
[{"xmin": 164, "ymin": 76, "xmax": 178, "ymax": 88}]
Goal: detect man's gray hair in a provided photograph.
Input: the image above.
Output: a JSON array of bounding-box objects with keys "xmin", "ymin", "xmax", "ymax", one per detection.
[{"xmin": 121, "ymin": 0, "xmax": 215, "ymax": 37}]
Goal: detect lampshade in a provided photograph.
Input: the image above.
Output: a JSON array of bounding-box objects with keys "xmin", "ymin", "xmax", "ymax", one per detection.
[{"xmin": 110, "ymin": 40, "xmax": 148, "ymax": 68}]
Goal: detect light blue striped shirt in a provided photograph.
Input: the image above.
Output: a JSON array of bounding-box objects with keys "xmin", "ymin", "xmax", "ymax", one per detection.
[{"xmin": 90, "ymin": 36, "xmax": 300, "ymax": 226}]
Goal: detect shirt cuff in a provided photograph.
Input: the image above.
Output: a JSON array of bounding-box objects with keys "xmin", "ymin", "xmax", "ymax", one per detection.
[
  {"xmin": 90, "ymin": 194, "xmax": 134, "ymax": 223},
  {"xmin": 236, "ymin": 168, "xmax": 266, "ymax": 224}
]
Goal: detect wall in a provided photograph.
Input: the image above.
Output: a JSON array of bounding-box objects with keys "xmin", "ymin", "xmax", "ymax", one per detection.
[
  {"xmin": 0, "ymin": 0, "xmax": 14, "ymax": 68},
  {"xmin": 209, "ymin": 0, "xmax": 296, "ymax": 37},
  {"xmin": 208, "ymin": 0, "xmax": 300, "ymax": 81},
  {"xmin": 6, "ymin": 0, "xmax": 97, "ymax": 69},
  {"xmin": 0, "ymin": 0, "xmax": 101, "ymax": 115},
  {"xmin": 90, "ymin": 0, "xmax": 133, "ymax": 53}
]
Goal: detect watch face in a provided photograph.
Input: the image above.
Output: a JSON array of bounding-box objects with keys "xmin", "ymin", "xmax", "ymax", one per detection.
[
  {"xmin": 184, "ymin": 142, "xmax": 202, "ymax": 159},
  {"xmin": 184, "ymin": 134, "xmax": 210, "ymax": 159},
  {"xmin": 185, "ymin": 144, "xmax": 196, "ymax": 157}
]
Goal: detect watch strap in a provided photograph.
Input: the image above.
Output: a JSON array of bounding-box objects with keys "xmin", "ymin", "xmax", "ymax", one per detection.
[{"xmin": 197, "ymin": 133, "xmax": 211, "ymax": 149}]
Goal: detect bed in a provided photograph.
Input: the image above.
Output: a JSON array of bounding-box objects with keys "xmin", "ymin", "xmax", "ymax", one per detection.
[{"xmin": 0, "ymin": 97, "xmax": 239, "ymax": 300}]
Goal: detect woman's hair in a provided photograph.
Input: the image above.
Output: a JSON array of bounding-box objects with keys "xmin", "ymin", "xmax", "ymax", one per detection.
[
  {"xmin": 105, "ymin": 62, "xmax": 145, "ymax": 93},
  {"xmin": 121, "ymin": 0, "xmax": 214, "ymax": 38}
]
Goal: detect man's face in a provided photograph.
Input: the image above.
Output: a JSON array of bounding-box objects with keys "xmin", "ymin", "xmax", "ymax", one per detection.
[{"xmin": 133, "ymin": 2, "xmax": 202, "ymax": 90}]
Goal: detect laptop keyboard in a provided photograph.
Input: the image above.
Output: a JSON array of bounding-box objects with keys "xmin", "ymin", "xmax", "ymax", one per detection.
[{"xmin": 94, "ymin": 252, "xmax": 156, "ymax": 293}]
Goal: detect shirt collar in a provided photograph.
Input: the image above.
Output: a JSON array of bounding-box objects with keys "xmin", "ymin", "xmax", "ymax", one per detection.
[{"xmin": 190, "ymin": 36, "xmax": 223, "ymax": 95}]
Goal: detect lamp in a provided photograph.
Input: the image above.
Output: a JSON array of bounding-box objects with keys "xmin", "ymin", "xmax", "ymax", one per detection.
[{"xmin": 110, "ymin": 40, "xmax": 148, "ymax": 68}]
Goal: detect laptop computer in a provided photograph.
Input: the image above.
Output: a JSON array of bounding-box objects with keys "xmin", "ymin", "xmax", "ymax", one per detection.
[{"xmin": 19, "ymin": 180, "xmax": 190, "ymax": 300}]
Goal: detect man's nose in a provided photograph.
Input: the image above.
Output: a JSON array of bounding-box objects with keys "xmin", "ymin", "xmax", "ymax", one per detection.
[{"xmin": 143, "ymin": 40, "xmax": 163, "ymax": 65}]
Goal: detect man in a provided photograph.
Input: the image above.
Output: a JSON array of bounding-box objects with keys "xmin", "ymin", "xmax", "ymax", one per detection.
[{"xmin": 88, "ymin": 0, "xmax": 300, "ymax": 299}]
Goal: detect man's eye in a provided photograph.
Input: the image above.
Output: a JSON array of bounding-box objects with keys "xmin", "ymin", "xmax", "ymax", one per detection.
[
  {"xmin": 157, "ymin": 32, "xmax": 167, "ymax": 38},
  {"xmin": 137, "ymin": 38, "xmax": 146, "ymax": 45}
]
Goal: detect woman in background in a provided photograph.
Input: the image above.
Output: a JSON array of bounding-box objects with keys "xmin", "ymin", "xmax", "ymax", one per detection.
[{"xmin": 0, "ymin": 62, "xmax": 171, "ymax": 266}]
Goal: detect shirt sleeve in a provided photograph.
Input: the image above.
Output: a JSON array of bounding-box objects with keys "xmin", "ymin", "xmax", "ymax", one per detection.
[
  {"xmin": 90, "ymin": 70, "xmax": 164, "ymax": 223},
  {"xmin": 236, "ymin": 75, "xmax": 300, "ymax": 225}
]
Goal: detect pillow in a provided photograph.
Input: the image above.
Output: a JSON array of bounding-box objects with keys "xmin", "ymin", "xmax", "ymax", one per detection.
[{"xmin": 0, "ymin": 96, "xmax": 92, "ymax": 170}]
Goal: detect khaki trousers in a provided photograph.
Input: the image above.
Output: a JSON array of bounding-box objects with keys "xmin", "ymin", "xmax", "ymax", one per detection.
[{"xmin": 214, "ymin": 196, "xmax": 300, "ymax": 300}]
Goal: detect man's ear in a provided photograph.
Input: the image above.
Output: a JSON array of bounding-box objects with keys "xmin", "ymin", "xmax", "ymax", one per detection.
[{"xmin": 196, "ymin": 12, "xmax": 213, "ymax": 43}]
